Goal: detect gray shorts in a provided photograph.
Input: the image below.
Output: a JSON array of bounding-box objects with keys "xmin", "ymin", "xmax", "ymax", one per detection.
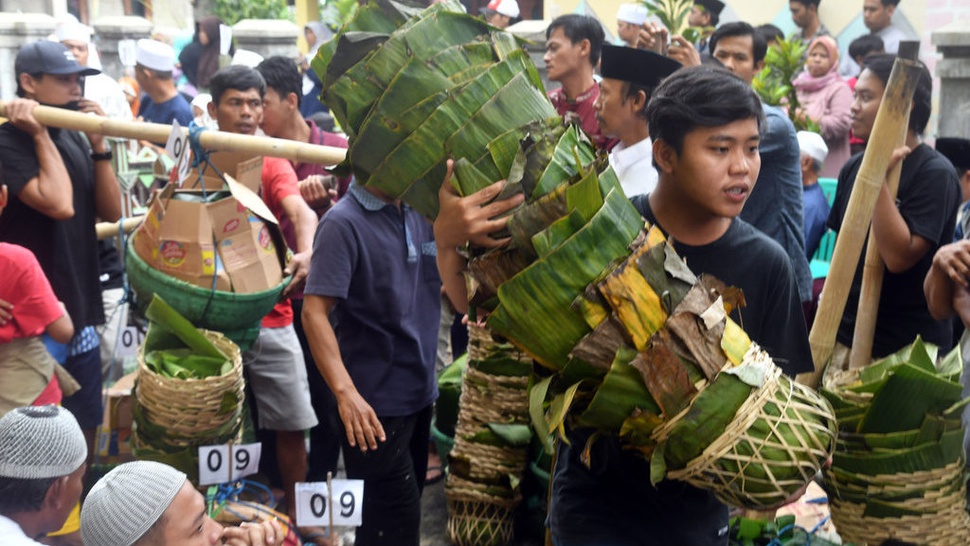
[{"xmin": 243, "ymin": 325, "xmax": 318, "ymax": 431}]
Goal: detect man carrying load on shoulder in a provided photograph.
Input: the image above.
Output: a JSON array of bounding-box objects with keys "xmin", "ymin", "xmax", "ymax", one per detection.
[
  {"xmin": 434, "ymin": 65, "xmax": 812, "ymax": 545},
  {"xmin": 205, "ymin": 65, "xmax": 319, "ymax": 528}
]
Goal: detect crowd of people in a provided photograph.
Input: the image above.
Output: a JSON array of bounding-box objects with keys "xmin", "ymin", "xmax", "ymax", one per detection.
[{"xmin": 1, "ymin": 1, "xmax": 969, "ymax": 546}]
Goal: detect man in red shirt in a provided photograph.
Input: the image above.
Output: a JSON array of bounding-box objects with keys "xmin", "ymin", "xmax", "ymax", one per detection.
[
  {"xmin": 544, "ymin": 14, "xmax": 616, "ymax": 150},
  {"xmin": 206, "ymin": 65, "xmax": 319, "ymax": 525}
]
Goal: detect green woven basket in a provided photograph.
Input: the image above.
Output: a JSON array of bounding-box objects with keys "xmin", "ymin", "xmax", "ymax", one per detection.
[{"xmin": 125, "ymin": 239, "xmax": 289, "ymax": 350}]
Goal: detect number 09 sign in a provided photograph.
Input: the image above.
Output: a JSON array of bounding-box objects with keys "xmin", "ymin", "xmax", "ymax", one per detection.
[
  {"xmin": 295, "ymin": 481, "xmax": 365, "ymax": 527},
  {"xmin": 197, "ymin": 443, "xmax": 261, "ymax": 485}
]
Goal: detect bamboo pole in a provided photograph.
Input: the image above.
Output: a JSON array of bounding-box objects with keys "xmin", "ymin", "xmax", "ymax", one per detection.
[
  {"xmin": 797, "ymin": 50, "xmax": 923, "ymax": 389},
  {"xmin": 848, "ymin": 113, "xmax": 910, "ymax": 369},
  {"xmin": 0, "ymin": 101, "xmax": 348, "ymax": 167},
  {"xmin": 96, "ymin": 216, "xmax": 144, "ymax": 240}
]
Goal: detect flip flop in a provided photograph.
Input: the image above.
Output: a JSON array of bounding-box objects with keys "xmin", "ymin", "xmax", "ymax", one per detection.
[{"xmin": 425, "ymin": 465, "xmax": 444, "ymax": 485}]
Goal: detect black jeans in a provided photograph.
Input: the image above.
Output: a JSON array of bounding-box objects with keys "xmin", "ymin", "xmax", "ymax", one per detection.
[{"xmin": 341, "ymin": 404, "xmax": 433, "ymax": 546}]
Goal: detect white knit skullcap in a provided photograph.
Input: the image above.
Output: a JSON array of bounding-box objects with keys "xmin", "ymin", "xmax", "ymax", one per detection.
[
  {"xmin": 797, "ymin": 130, "xmax": 829, "ymax": 165},
  {"xmin": 81, "ymin": 461, "xmax": 187, "ymax": 546},
  {"xmin": 0, "ymin": 405, "xmax": 86, "ymax": 479},
  {"xmin": 617, "ymin": 3, "xmax": 649, "ymax": 25}
]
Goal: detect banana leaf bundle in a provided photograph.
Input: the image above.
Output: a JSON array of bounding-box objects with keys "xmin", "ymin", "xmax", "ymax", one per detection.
[
  {"xmin": 314, "ymin": 0, "xmax": 835, "ymax": 509},
  {"xmin": 821, "ymin": 339, "xmax": 970, "ymax": 544}
]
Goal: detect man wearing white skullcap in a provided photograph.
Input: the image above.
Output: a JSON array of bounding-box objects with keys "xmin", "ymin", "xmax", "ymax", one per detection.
[
  {"xmin": 82, "ymin": 461, "xmax": 283, "ymax": 546},
  {"xmin": 135, "ymin": 39, "xmax": 193, "ymax": 129},
  {"xmin": 0, "ymin": 405, "xmax": 87, "ymax": 545},
  {"xmin": 797, "ymin": 130, "xmax": 830, "ymax": 259},
  {"xmin": 616, "ymin": 4, "xmax": 648, "ymax": 47}
]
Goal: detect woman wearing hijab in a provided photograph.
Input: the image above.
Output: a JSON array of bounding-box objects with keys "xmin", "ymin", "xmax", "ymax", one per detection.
[
  {"xmin": 179, "ymin": 22, "xmax": 203, "ymax": 96},
  {"xmin": 301, "ymin": 21, "xmax": 332, "ymax": 118},
  {"xmin": 793, "ymin": 35, "xmax": 852, "ymax": 178},
  {"xmin": 195, "ymin": 16, "xmax": 227, "ymax": 91}
]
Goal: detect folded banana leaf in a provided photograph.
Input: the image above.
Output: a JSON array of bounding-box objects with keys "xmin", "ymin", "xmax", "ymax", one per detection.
[{"xmin": 858, "ymin": 363, "xmax": 963, "ymax": 434}]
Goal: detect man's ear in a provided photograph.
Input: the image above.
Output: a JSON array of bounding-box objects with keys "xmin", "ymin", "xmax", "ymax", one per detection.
[
  {"xmin": 207, "ymin": 100, "xmax": 218, "ymax": 118},
  {"xmin": 286, "ymin": 92, "xmax": 300, "ymax": 109},
  {"xmin": 653, "ymin": 138, "xmax": 677, "ymax": 174},
  {"xmin": 754, "ymin": 59, "xmax": 766, "ymax": 72},
  {"xmin": 42, "ymin": 476, "xmax": 67, "ymax": 512},
  {"xmin": 800, "ymin": 154, "xmax": 813, "ymax": 171},
  {"xmin": 18, "ymin": 73, "xmax": 38, "ymax": 96},
  {"xmin": 579, "ymin": 38, "xmax": 592, "ymax": 62},
  {"xmin": 633, "ymin": 89, "xmax": 648, "ymax": 114}
]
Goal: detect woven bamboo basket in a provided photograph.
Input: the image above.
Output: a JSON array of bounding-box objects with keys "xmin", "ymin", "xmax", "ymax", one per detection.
[
  {"xmin": 445, "ymin": 323, "xmax": 532, "ymax": 546},
  {"xmin": 446, "ymin": 475, "xmax": 520, "ymax": 546},
  {"xmin": 133, "ymin": 330, "xmax": 245, "ymax": 447},
  {"xmin": 826, "ymin": 459, "xmax": 970, "ymax": 544},
  {"xmin": 655, "ymin": 357, "xmax": 837, "ymax": 509}
]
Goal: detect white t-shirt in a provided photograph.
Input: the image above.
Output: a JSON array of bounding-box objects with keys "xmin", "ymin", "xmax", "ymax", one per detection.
[{"xmin": 0, "ymin": 515, "xmax": 45, "ymax": 546}]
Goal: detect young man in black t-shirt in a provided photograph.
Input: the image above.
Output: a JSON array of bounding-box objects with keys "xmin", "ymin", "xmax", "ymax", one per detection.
[
  {"xmin": 827, "ymin": 54, "xmax": 960, "ymax": 365},
  {"xmin": 435, "ymin": 66, "xmax": 812, "ymax": 545},
  {"xmin": 0, "ymin": 41, "xmax": 122, "ymax": 464}
]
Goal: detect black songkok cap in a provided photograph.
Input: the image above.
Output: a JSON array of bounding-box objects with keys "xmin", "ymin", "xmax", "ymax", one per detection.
[
  {"xmin": 936, "ymin": 137, "xmax": 970, "ymax": 171},
  {"xmin": 695, "ymin": 0, "xmax": 726, "ymax": 16},
  {"xmin": 600, "ymin": 44, "xmax": 683, "ymax": 89}
]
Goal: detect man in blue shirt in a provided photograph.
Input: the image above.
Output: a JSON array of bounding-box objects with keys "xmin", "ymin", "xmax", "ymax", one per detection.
[
  {"xmin": 134, "ymin": 39, "xmax": 193, "ymax": 129},
  {"xmin": 301, "ymin": 183, "xmax": 440, "ymax": 546},
  {"xmin": 797, "ymin": 130, "xmax": 831, "ymax": 258}
]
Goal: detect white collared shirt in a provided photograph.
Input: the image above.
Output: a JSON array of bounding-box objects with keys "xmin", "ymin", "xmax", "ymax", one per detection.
[
  {"xmin": 0, "ymin": 515, "xmax": 45, "ymax": 546},
  {"xmin": 608, "ymin": 137, "xmax": 658, "ymax": 197}
]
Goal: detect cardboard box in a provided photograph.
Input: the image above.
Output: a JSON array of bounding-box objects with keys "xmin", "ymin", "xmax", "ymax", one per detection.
[
  {"xmin": 132, "ymin": 157, "xmax": 287, "ymax": 294},
  {"xmin": 97, "ymin": 372, "xmax": 137, "ymax": 464}
]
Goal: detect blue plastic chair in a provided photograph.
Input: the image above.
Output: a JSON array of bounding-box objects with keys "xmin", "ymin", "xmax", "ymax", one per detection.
[{"xmin": 809, "ymin": 178, "xmax": 838, "ymax": 279}]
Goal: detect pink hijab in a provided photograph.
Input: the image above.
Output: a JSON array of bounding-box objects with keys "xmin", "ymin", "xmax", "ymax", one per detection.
[{"xmin": 793, "ymin": 36, "xmax": 841, "ymax": 93}]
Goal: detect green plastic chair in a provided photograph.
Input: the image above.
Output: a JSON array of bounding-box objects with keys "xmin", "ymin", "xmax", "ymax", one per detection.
[{"xmin": 809, "ymin": 178, "xmax": 838, "ymax": 279}]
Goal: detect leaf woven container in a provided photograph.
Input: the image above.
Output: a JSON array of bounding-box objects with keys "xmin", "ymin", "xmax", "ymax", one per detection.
[{"xmin": 132, "ymin": 330, "xmax": 246, "ymax": 479}]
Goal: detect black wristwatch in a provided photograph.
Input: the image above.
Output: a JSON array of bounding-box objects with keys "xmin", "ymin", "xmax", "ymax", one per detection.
[{"xmin": 91, "ymin": 149, "xmax": 113, "ymax": 162}]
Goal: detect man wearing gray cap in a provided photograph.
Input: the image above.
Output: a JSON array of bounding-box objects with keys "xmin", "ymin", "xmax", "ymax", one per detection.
[
  {"xmin": 0, "ymin": 405, "xmax": 87, "ymax": 545},
  {"xmin": 82, "ymin": 460, "xmax": 282, "ymax": 546}
]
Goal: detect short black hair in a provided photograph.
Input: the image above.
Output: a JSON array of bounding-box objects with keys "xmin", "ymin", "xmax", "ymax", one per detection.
[
  {"xmin": 709, "ymin": 21, "xmax": 768, "ymax": 65},
  {"xmin": 546, "ymin": 14, "xmax": 605, "ymax": 67},
  {"xmin": 848, "ymin": 34, "xmax": 885, "ymax": 62},
  {"xmin": 0, "ymin": 476, "xmax": 57, "ymax": 515},
  {"xmin": 646, "ymin": 65, "xmax": 764, "ymax": 157},
  {"xmin": 790, "ymin": 0, "xmax": 821, "ymax": 7},
  {"xmin": 209, "ymin": 65, "xmax": 266, "ymax": 105},
  {"xmin": 862, "ymin": 53, "xmax": 932, "ymax": 135},
  {"xmin": 756, "ymin": 24, "xmax": 784, "ymax": 46},
  {"xmin": 256, "ymin": 55, "xmax": 303, "ymax": 108},
  {"xmin": 880, "ymin": 0, "xmax": 900, "ymax": 6},
  {"xmin": 137, "ymin": 65, "xmax": 173, "ymax": 81}
]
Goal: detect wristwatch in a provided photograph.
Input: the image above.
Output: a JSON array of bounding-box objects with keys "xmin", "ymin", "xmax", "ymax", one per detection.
[{"xmin": 91, "ymin": 149, "xmax": 113, "ymax": 162}]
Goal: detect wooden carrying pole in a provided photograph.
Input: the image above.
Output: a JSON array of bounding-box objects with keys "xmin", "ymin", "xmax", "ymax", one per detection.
[
  {"xmin": 848, "ymin": 110, "xmax": 910, "ymax": 368},
  {"xmin": 797, "ymin": 46, "xmax": 923, "ymax": 389},
  {"xmin": 0, "ymin": 101, "xmax": 347, "ymax": 167}
]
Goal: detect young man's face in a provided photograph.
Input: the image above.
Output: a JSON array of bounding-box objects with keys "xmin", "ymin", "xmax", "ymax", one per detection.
[
  {"xmin": 712, "ymin": 35, "xmax": 763, "ymax": 85},
  {"xmin": 594, "ymin": 78, "xmax": 639, "ymax": 139},
  {"xmin": 863, "ymin": 0, "xmax": 894, "ymax": 32},
  {"xmin": 155, "ymin": 481, "xmax": 224, "ymax": 546},
  {"xmin": 617, "ymin": 21, "xmax": 639, "ymax": 45},
  {"xmin": 47, "ymin": 464, "xmax": 86, "ymax": 534},
  {"xmin": 61, "ymin": 40, "xmax": 89, "ymax": 67},
  {"xmin": 661, "ymin": 118, "xmax": 762, "ymax": 219},
  {"xmin": 20, "ymin": 72, "xmax": 83, "ymax": 105},
  {"xmin": 486, "ymin": 12, "xmax": 511, "ymax": 29},
  {"xmin": 688, "ymin": 5, "xmax": 710, "ymax": 27},
  {"xmin": 209, "ymin": 87, "xmax": 263, "ymax": 135},
  {"xmin": 850, "ymin": 68, "xmax": 883, "ymax": 140},
  {"xmin": 789, "ymin": 1, "xmax": 813, "ymax": 30},
  {"xmin": 544, "ymin": 27, "xmax": 589, "ymax": 83},
  {"xmin": 259, "ymin": 86, "xmax": 290, "ymax": 138}
]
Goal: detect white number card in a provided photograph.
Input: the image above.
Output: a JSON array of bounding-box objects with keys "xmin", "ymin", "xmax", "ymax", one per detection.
[
  {"xmin": 295, "ymin": 480, "xmax": 365, "ymax": 527},
  {"xmin": 197, "ymin": 443, "xmax": 261, "ymax": 485}
]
